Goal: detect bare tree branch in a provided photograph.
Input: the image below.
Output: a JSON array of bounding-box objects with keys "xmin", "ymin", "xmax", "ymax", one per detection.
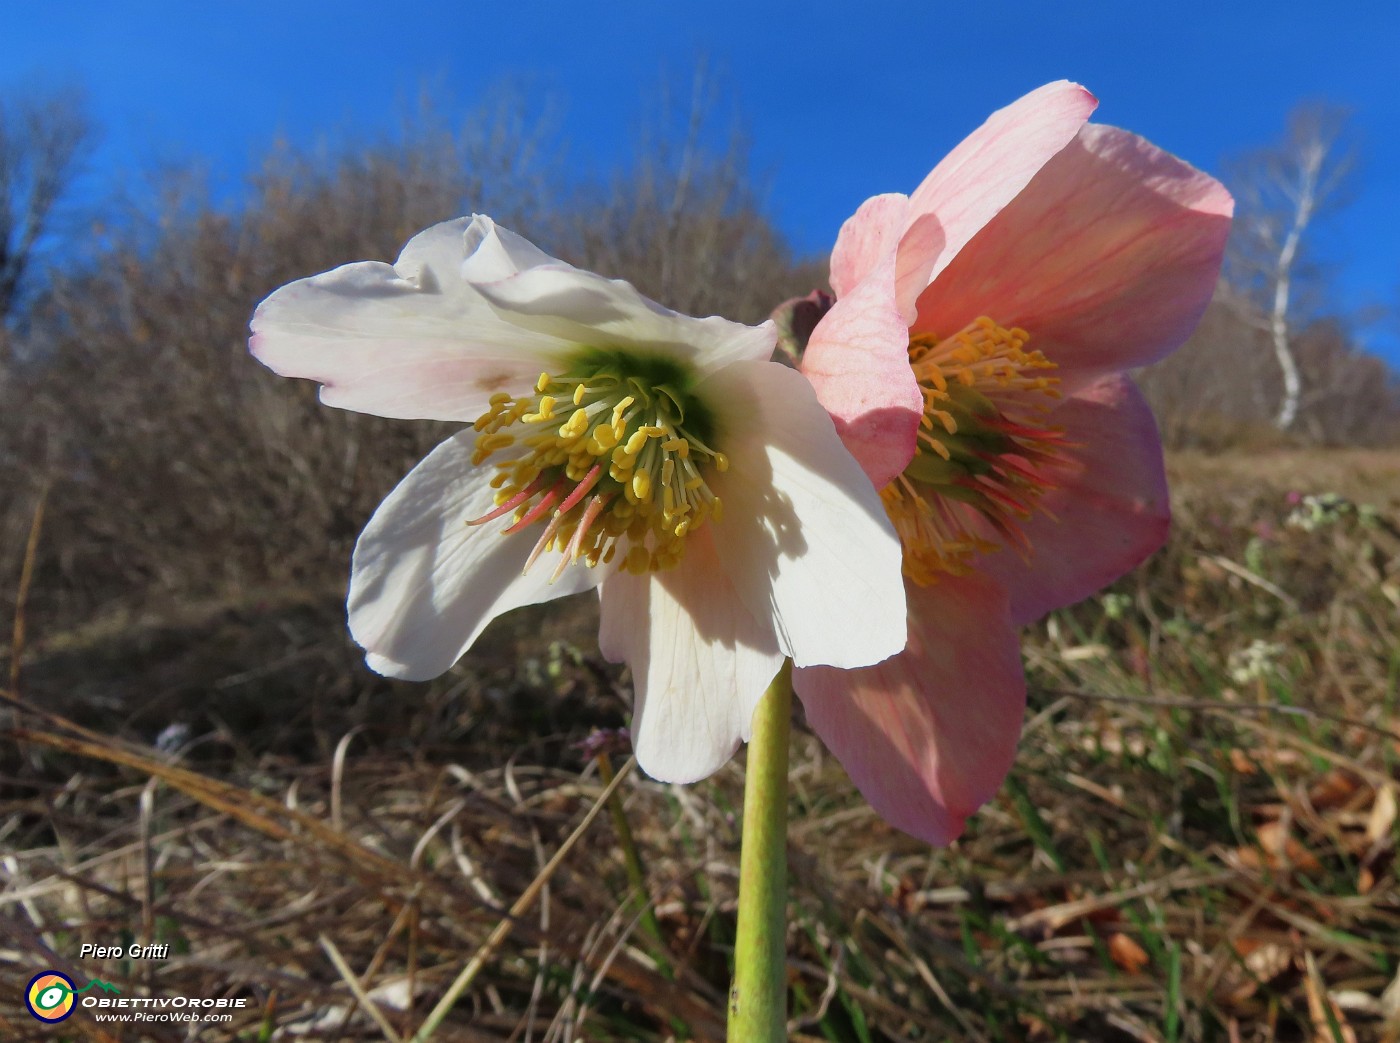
[
  {"xmin": 0, "ymin": 88, "xmax": 93, "ymax": 328},
  {"xmin": 1228, "ymin": 104, "xmax": 1355, "ymax": 432}
]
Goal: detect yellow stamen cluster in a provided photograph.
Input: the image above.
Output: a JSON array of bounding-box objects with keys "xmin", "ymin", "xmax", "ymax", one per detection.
[
  {"xmin": 907, "ymin": 317, "xmax": 1058, "ymax": 462},
  {"xmin": 887, "ymin": 317, "xmax": 1067, "ymax": 585},
  {"xmin": 470, "ymin": 360, "xmax": 727, "ymax": 576},
  {"xmin": 883, "ymin": 475, "xmax": 999, "ymax": 582}
]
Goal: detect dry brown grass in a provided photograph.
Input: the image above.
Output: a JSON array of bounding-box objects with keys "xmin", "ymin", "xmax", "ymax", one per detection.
[
  {"xmin": 2, "ymin": 449, "xmax": 1398, "ymax": 1043},
  {"xmin": 4, "ymin": 77, "xmax": 1398, "ymax": 1042}
]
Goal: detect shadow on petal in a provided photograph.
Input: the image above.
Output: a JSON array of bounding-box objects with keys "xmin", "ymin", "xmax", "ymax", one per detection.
[{"xmin": 794, "ymin": 575, "xmax": 1025, "ymax": 846}]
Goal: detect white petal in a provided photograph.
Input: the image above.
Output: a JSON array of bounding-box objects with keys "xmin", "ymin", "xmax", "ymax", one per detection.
[
  {"xmin": 598, "ymin": 530, "xmax": 784, "ymax": 784},
  {"xmin": 457, "ymin": 214, "xmax": 559, "ymax": 281},
  {"xmin": 703, "ymin": 360, "xmax": 907, "ymax": 669},
  {"xmin": 250, "ymin": 216, "xmax": 573, "ymax": 422},
  {"xmin": 350, "ymin": 430, "xmax": 605, "ymax": 680},
  {"xmin": 473, "ymin": 265, "xmax": 777, "ymax": 375}
]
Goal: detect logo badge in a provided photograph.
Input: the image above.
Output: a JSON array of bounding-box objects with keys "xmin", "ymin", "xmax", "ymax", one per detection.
[{"xmin": 25, "ymin": 971, "xmax": 77, "ymax": 1023}]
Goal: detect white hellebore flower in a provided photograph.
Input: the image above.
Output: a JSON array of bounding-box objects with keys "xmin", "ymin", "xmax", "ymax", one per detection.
[{"xmin": 250, "ymin": 216, "xmax": 907, "ymax": 783}]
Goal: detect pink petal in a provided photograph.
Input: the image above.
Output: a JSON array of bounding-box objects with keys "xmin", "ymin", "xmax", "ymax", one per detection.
[
  {"xmin": 915, "ymin": 125, "xmax": 1233, "ymax": 391},
  {"xmin": 597, "ymin": 529, "xmax": 783, "ymax": 784},
  {"xmin": 976, "ymin": 375, "xmax": 1170, "ymax": 625},
  {"xmin": 829, "ymin": 193, "xmax": 910, "ymax": 299},
  {"xmin": 801, "ymin": 251, "xmax": 925, "ymax": 489},
  {"xmin": 892, "ymin": 213, "xmax": 944, "ymax": 321},
  {"xmin": 829, "ymin": 196, "xmax": 942, "ymax": 323},
  {"xmin": 793, "ymin": 574, "xmax": 1025, "ymax": 846},
  {"xmin": 907, "ymin": 81, "xmax": 1097, "ymax": 288}
]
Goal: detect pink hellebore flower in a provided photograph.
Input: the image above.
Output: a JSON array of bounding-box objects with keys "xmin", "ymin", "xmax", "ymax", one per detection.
[
  {"xmin": 797, "ymin": 82, "xmax": 1233, "ymax": 844},
  {"xmin": 250, "ymin": 216, "xmax": 907, "ymax": 783}
]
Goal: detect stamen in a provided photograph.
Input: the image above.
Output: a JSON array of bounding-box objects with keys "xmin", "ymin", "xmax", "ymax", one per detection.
[
  {"xmin": 524, "ymin": 512, "xmax": 567, "ymax": 574},
  {"xmin": 468, "ymin": 352, "xmax": 728, "ymax": 578},
  {"xmin": 502, "ymin": 485, "xmax": 562, "ymax": 534},
  {"xmin": 554, "ymin": 493, "xmax": 610, "ymax": 582},
  {"xmin": 466, "ymin": 473, "xmax": 548, "ymax": 526},
  {"xmin": 556, "ymin": 463, "xmax": 603, "ymax": 514},
  {"xmin": 889, "ymin": 317, "xmax": 1068, "ymax": 584}
]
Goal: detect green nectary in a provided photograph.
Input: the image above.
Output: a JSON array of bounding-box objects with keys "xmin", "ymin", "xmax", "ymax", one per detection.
[
  {"xmin": 902, "ymin": 386, "xmax": 1015, "ymax": 489},
  {"xmin": 560, "ymin": 347, "xmax": 718, "ymax": 447}
]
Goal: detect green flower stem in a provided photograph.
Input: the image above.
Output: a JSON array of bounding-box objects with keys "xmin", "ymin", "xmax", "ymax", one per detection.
[{"xmin": 727, "ymin": 659, "xmax": 792, "ymax": 1043}]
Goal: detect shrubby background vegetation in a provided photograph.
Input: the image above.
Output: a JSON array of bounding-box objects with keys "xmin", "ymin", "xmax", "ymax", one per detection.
[
  {"xmin": 0, "ymin": 88, "xmax": 1396, "ymax": 637},
  {"xmin": 0, "ymin": 89, "xmax": 824, "ymax": 637},
  {"xmin": 2, "ymin": 84, "xmax": 1398, "ymax": 1042}
]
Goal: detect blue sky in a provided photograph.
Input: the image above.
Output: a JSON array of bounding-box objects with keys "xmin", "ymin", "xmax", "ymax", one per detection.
[{"xmin": 6, "ymin": 1, "xmax": 1399, "ymax": 358}]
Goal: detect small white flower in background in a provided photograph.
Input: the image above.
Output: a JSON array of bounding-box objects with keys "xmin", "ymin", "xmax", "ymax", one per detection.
[
  {"xmin": 249, "ymin": 215, "xmax": 907, "ymax": 783},
  {"xmin": 154, "ymin": 722, "xmax": 191, "ymax": 756},
  {"xmin": 1228, "ymin": 640, "xmax": 1288, "ymax": 685},
  {"xmin": 1100, "ymin": 592, "xmax": 1133, "ymax": 621},
  {"xmin": 1286, "ymin": 492, "xmax": 1351, "ymax": 532}
]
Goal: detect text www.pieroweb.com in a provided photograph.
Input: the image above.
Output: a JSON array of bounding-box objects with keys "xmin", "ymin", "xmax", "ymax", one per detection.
[{"xmin": 85, "ymin": 996, "xmax": 246, "ymax": 1023}]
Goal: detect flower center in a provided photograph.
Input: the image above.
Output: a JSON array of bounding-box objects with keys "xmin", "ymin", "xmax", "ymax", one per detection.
[
  {"xmin": 468, "ymin": 350, "xmax": 727, "ymax": 578},
  {"xmin": 883, "ymin": 316, "xmax": 1067, "ymax": 585}
]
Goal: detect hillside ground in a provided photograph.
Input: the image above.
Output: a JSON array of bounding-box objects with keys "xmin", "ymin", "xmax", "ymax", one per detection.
[{"xmin": 2, "ymin": 449, "xmax": 1398, "ymax": 1042}]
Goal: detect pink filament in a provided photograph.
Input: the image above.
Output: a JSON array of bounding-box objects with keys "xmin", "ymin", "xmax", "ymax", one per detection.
[{"xmin": 466, "ymin": 474, "xmax": 548, "ymax": 526}]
